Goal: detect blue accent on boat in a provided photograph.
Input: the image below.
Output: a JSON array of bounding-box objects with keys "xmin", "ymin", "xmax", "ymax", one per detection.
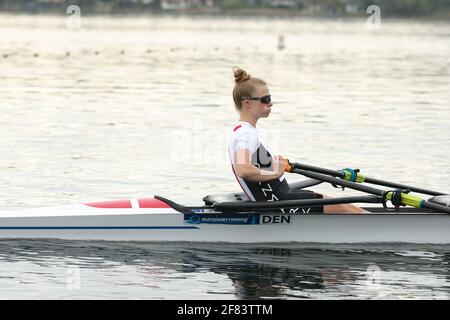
[
  {"xmin": 0, "ymin": 226, "xmax": 199, "ymax": 230},
  {"xmin": 184, "ymin": 213, "xmax": 260, "ymax": 225}
]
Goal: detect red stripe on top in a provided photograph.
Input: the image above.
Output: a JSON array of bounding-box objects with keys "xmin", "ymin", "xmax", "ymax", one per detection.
[
  {"xmin": 85, "ymin": 199, "xmax": 132, "ymax": 208},
  {"xmin": 138, "ymin": 198, "xmax": 171, "ymax": 208},
  {"xmin": 233, "ymin": 125, "xmax": 242, "ymax": 132}
]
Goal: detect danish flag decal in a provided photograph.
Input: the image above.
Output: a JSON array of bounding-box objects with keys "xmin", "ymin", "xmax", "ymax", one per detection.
[{"xmin": 84, "ymin": 198, "xmax": 171, "ymax": 209}]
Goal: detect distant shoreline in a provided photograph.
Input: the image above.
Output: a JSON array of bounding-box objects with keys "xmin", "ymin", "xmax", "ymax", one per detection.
[
  {"xmin": 1, "ymin": 6, "xmax": 450, "ymax": 20},
  {"xmin": 1, "ymin": 8, "xmax": 450, "ymax": 22}
]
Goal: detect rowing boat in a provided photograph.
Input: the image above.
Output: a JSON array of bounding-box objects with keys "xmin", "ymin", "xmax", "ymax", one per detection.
[
  {"xmin": 0, "ymin": 182, "xmax": 449, "ymax": 243},
  {"xmin": 1, "ymin": 163, "xmax": 448, "ymax": 243}
]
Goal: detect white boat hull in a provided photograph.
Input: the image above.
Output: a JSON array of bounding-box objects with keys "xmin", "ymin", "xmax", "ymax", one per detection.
[{"xmin": 0, "ymin": 199, "xmax": 449, "ymax": 243}]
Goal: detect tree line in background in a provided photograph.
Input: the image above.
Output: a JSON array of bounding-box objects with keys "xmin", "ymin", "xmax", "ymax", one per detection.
[{"xmin": 0, "ymin": 0, "xmax": 449, "ymax": 17}]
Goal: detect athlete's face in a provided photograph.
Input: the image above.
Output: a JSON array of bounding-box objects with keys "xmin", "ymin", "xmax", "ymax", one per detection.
[{"xmin": 244, "ymin": 85, "xmax": 273, "ymax": 119}]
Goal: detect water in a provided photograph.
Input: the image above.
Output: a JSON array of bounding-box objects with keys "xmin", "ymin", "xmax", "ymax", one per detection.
[
  {"xmin": 0, "ymin": 241, "xmax": 448, "ymax": 299},
  {"xmin": 0, "ymin": 14, "xmax": 449, "ymax": 299}
]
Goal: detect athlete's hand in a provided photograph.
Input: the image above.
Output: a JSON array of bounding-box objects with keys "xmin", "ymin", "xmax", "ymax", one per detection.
[{"xmin": 273, "ymin": 155, "xmax": 287, "ymax": 178}]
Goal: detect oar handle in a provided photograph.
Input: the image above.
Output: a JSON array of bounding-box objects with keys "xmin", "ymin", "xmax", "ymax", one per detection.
[{"xmin": 284, "ymin": 159, "xmax": 292, "ymax": 172}]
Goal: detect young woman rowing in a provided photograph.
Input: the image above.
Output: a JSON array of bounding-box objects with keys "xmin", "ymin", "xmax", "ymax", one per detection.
[{"xmin": 227, "ymin": 66, "xmax": 367, "ymax": 214}]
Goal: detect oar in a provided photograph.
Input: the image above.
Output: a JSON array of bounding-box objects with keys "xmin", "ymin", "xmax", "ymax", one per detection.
[
  {"xmin": 286, "ymin": 161, "xmax": 446, "ymax": 196},
  {"xmin": 285, "ymin": 166, "xmax": 450, "ymax": 214},
  {"xmin": 213, "ymin": 195, "xmax": 382, "ymax": 211}
]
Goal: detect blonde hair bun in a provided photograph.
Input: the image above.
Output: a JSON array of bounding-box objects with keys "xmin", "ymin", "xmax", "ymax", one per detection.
[{"xmin": 232, "ymin": 66, "xmax": 251, "ymax": 84}]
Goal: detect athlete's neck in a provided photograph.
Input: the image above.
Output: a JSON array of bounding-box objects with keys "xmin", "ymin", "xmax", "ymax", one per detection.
[{"xmin": 239, "ymin": 114, "xmax": 258, "ymax": 127}]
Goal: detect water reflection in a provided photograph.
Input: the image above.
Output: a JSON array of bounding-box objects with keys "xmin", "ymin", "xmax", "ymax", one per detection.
[{"xmin": 0, "ymin": 241, "xmax": 448, "ymax": 299}]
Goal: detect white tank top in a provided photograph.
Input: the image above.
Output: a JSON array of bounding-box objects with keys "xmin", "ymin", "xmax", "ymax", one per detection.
[{"xmin": 227, "ymin": 121, "xmax": 286, "ymax": 201}]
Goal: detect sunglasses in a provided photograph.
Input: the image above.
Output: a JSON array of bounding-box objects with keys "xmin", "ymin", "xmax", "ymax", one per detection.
[{"xmin": 243, "ymin": 95, "xmax": 271, "ymax": 104}]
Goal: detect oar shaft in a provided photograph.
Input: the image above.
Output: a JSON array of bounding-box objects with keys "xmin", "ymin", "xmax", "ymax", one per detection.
[
  {"xmin": 423, "ymin": 201, "xmax": 450, "ymax": 213},
  {"xmin": 363, "ymin": 176, "xmax": 446, "ymax": 196},
  {"xmin": 292, "ymin": 168, "xmax": 385, "ymax": 196},
  {"xmin": 290, "ymin": 162, "xmax": 445, "ymax": 196},
  {"xmin": 292, "ymin": 168, "xmax": 450, "ymax": 214},
  {"xmin": 290, "ymin": 162, "xmax": 346, "ymax": 179}
]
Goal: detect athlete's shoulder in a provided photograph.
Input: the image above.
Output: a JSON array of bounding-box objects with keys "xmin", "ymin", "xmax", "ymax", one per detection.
[
  {"xmin": 230, "ymin": 122, "xmax": 257, "ymax": 136},
  {"xmin": 232, "ymin": 123, "xmax": 243, "ymax": 133}
]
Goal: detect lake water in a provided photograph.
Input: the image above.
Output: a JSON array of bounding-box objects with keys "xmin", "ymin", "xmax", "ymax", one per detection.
[{"xmin": 0, "ymin": 14, "xmax": 449, "ymax": 299}]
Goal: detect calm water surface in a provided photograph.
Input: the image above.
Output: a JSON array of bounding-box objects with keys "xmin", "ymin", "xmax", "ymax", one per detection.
[{"xmin": 0, "ymin": 14, "xmax": 449, "ymax": 299}]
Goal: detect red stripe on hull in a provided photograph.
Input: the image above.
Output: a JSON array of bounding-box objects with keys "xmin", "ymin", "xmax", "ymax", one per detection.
[
  {"xmin": 138, "ymin": 198, "xmax": 171, "ymax": 208},
  {"xmin": 85, "ymin": 200, "xmax": 132, "ymax": 209},
  {"xmin": 84, "ymin": 198, "xmax": 171, "ymax": 209}
]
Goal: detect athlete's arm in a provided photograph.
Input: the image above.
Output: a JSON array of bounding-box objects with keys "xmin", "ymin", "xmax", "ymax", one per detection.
[{"xmin": 234, "ymin": 149, "xmax": 286, "ymax": 182}]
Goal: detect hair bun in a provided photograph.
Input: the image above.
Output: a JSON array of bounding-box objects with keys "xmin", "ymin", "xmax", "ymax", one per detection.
[{"xmin": 232, "ymin": 66, "xmax": 251, "ymax": 84}]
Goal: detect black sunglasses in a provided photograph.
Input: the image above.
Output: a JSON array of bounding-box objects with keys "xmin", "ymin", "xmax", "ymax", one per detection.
[{"xmin": 243, "ymin": 95, "xmax": 271, "ymax": 104}]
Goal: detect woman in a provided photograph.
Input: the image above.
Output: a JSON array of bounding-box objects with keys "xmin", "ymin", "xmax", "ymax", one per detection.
[{"xmin": 228, "ymin": 66, "xmax": 367, "ymax": 213}]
